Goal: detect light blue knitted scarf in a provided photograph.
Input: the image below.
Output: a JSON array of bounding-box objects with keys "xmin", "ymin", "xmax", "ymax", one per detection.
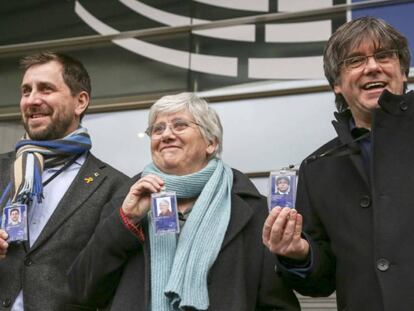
[{"xmin": 142, "ymin": 159, "xmax": 233, "ymax": 311}]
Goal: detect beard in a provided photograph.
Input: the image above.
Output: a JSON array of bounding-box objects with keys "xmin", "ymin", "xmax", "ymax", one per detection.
[{"xmin": 23, "ymin": 106, "xmax": 76, "ymax": 140}]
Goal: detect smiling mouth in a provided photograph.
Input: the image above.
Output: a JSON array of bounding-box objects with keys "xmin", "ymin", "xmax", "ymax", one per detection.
[
  {"xmin": 161, "ymin": 146, "xmax": 179, "ymax": 151},
  {"xmin": 362, "ymin": 82, "xmax": 386, "ymax": 90},
  {"xmin": 25, "ymin": 106, "xmax": 52, "ymax": 120},
  {"xmin": 30, "ymin": 114, "xmax": 48, "ymax": 119}
]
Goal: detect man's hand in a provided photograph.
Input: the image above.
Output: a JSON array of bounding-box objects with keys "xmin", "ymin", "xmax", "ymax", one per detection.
[
  {"xmin": 0, "ymin": 229, "xmax": 9, "ymax": 260},
  {"xmin": 121, "ymin": 175, "xmax": 165, "ymax": 222},
  {"xmin": 262, "ymin": 207, "xmax": 309, "ymax": 261}
]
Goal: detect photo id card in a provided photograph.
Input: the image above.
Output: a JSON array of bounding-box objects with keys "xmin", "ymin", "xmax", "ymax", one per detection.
[
  {"xmin": 268, "ymin": 169, "xmax": 298, "ymax": 211},
  {"xmin": 1, "ymin": 203, "xmax": 28, "ymax": 243},
  {"xmin": 151, "ymin": 191, "xmax": 179, "ymax": 235}
]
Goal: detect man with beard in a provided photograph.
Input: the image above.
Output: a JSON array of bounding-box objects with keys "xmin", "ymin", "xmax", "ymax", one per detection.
[
  {"xmin": 0, "ymin": 52, "xmax": 128, "ymax": 310},
  {"xmin": 8, "ymin": 209, "xmax": 21, "ymax": 226},
  {"xmin": 263, "ymin": 17, "xmax": 414, "ymax": 311}
]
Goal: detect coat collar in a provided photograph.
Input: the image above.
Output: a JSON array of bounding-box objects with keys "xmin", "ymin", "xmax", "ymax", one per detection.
[
  {"xmin": 231, "ymin": 169, "xmax": 263, "ymax": 199},
  {"xmin": 332, "ymin": 109, "xmax": 356, "ymax": 146},
  {"xmin": 378, "ymin": 89, "xmax": 414, "ymax": 116},
  {"xmin": 332, "ymin": 110, "xmax": 370, "ymax": 187},
  {"xmin": 28, "ymin": 153, "xmax": 108, "ymax": 253},
  {"xmin": 220, "ymin": 169, "xmax": 262, "ymax": 250}
]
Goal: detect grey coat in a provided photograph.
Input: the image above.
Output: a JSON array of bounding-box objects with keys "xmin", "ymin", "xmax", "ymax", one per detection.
[{"xmin": 0, "ymin": 152, "xmax": 128, "ymax": 311}]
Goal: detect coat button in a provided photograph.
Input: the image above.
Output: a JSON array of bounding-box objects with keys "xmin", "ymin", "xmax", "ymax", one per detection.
[
  {"xmin": 24, "ymin": 257, "xmax": 33, "ymax": 266},
  {"xmin": 360, "ymin": 195, "xmax": 371, "ymax": 208},
  {"xmin": 400, "ymin": 101, "xmax": 408, "ymax": 111},
  {"xmin": 2, "ymin": 298, "xmax": 11, "ymax": 307},
  {"xmin": 274, "ymin": 264, "xmax": 283, "ymax": 275},
  {"xmin": 377, "ymin": 258, "xmax": 390, "ymax": 271}
]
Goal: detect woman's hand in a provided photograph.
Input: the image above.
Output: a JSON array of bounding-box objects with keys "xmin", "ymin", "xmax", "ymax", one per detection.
[{"xmin": 121, "ymin": 174, "xmax": 165, "ymax": 222}]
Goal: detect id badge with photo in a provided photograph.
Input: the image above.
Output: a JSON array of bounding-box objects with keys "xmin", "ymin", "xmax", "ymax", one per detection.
[
  {"xmin": 1, "ymin": 203, "xmax": 29, "ymax": 243},
  {"xmin": 151, "ymin": 191, "xmax": 179, "ymax": 235},
  {"xmin": 268, "ymin": 169, "xmax": 298, "ymax": 211}
]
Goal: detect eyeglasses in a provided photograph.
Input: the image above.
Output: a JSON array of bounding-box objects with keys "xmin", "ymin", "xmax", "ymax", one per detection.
[
  {"xmin": 340, "ymin": 49, "xmax": 399, "ymax": 70},
  {"xmin": 145, "ymin": 118, "xmax": 202, "ymax": 139}
]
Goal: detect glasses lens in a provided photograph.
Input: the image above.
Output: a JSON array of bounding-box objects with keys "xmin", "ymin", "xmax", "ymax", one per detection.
[
  {"xmin": 151, "ymin": 123, "xmax": 166, "ymax": 136},
  {"xmin": 172, "ymin": 119, "xmax": 190, "ymax": 132},
  {"xmin": 375, "ymin": 50, "xmax": 397, "ymax": 63},
  {"xmin": 344, "ymin": 56, "xmax": 366, "ymax": 69},
  {"xmin": 147, "ymin": 119, "xmax": 198, "ymax": 139}
]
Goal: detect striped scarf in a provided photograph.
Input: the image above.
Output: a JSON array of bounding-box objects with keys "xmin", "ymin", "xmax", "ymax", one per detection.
[
  {"xmin": 143, "ymin": 159, "xmax": 233, "ymax": 311},
  {"xmin": 11, "ymin": 127, "xmax": 91, "ymax": 205}
]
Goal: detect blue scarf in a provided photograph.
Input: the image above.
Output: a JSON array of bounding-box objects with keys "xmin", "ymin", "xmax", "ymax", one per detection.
[
  {"xmin": 143, "ymin": 159, "xmax": 233, "ymax": 311},
  {"xmin": 11, "ymin": 127, "xmax": 91, "ymax": 204}
]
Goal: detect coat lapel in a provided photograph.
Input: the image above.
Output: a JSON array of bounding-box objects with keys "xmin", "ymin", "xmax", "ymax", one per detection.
[
  {"xmin": 28, "ymin": 154, "xmax": 107, "ymax": 253},
  {"xmin": 220, "ymin": 170, "xmax": 258, "ymax": 250},
  {"xmin": 220, "ymin": 195, "xmax": 254, "ymax": 250},
  {"xmin": 333, "ymin": 111, "xmax": 370, "ymax": 187}
]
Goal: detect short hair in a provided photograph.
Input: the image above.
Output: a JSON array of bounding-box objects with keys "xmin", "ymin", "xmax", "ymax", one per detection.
[
  {"xmin": 276, "ymin": 176, "xmax": 290, "ymax": 185},
  {"xmin": 323, "ymin": 16, "xmax": 411, "ymax": 112},
  {"xmin": 148, "ymin": 92, "xmax": 223, "ymax": 158},
  {"xmin": 20, "ymin": 51, "xmax": 91, "ymax": 119},
  {"xmin": 159, "ymin": 199, "xmax": 170, "ymax": 206},
  {"xmin": 10, "ymin": 208, "xmax": 20, "ymax": 215}
]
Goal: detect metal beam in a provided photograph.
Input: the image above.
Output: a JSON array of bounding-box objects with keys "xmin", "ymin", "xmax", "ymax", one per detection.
[
  {"xmin": 0, "ymin": 0, "xmax": 412, "ymax": 57},
  {"xmin": 2, "ymin": 76, "xmax": 414, "ymax": 121}
]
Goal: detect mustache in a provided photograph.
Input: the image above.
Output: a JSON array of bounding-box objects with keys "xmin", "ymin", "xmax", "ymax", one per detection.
[{"xmin": 24, "ymin": 106, "xmax": 52, "ymax": 117}]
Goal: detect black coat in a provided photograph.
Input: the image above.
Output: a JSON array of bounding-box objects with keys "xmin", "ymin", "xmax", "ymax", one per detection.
[
  {"xmin": 279, "ymin": 90, "xmax": 414, "ymax": 311},
  {"xmin": 69, "ymin": 169, "xmax": 300, "ymax": 311}
]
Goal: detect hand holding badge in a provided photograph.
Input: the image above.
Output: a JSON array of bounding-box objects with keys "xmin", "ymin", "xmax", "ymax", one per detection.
[
  {"xmin": 268, "ymin": 166, "xmax": 298, "ymax": 211},
  {"xmin": 1, "ymin": 203, "xmax": 28, "ymax": 243},
  {"xmin": 151, "ymin": 189, "xmax": 180, "ymax": 235}
]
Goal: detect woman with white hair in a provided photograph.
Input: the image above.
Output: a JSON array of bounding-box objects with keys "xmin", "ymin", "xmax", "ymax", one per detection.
[{"xmin": 68, "ymin": 92, "xmax": 299, "ymax": 311}]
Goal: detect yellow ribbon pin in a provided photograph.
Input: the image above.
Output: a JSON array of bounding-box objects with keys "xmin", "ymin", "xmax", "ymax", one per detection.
[{"xmin": 84, "ymin": 177, "xmax": 94, "ymax": 184}]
